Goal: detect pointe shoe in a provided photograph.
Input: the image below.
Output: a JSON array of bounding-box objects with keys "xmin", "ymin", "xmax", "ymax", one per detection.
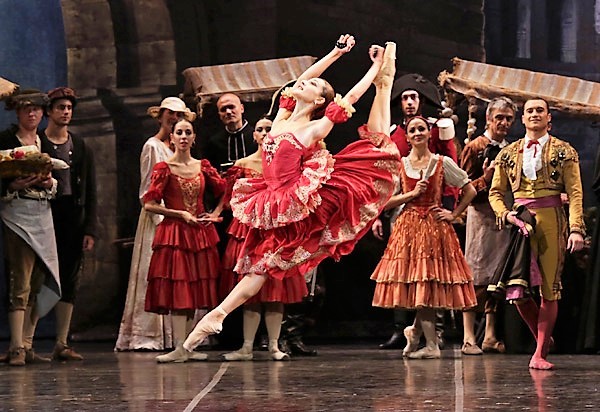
[
  {"xmin": 529, "ymin": 357, "xmax": 554, "ymax": 370},
  {"xmin": 183, "ymin": 308, "xmax": 225, "ymax": 352},
  {"xmin": 461, "ymin": 342, "xmax": 483, "ymax": 356},
  {"xmin": 223, "ymin": 349, "xmax": 253, "ymax": 361},
  {"xmin": 373, "ymin": 42, "xmax": 396, "ymax": 89},
  {"xmin": 402, "ymin": 326, "xmax": 421, "ymax": 357},
  {"xmin": 268, "ymin": 341, "xmax": 291, "ymax": 361},
  {"xmin": 270, "ymin": 349, "xmax": 290, "ymax": 361},
  {"xmin": 156, "ymin": 345, "xmax": 190, "ymax": 363},
  {"xmin": 188, "ymin": 351, "xmax": 209, "ymax": 361},
  {"xmin": 407, "ymin": 345, "xmax": 441, "ymax": 359}
]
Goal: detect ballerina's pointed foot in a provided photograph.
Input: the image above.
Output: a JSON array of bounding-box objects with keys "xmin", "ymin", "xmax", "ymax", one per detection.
[
  {"xmin": 529, "ymin": 356, "xmax": 554, "ymax": 370},
  {"xmin": 374, "ymin": 42, "xmax": 396, "ymax": 89},
  {"xmin": 402, "ymin": 326, "xmax": 421, "ymax": 357},
  {"xmin": 222, "ymin": 349, "xmax": 253, "ymax": 361},
  {"xmin": 268, "ymin": 341, "xmax": 290, "ymax": 361},
  {"xmin": 406, "ymin": 345, "xmax": 440, "ymax": 359},
  {"xmin": 156, "ymin": 344, "xmax": 190, "ymax": 363},
  {"xmin": 182, "ymin": 309, "xmax": 225, "ymax": 352}
]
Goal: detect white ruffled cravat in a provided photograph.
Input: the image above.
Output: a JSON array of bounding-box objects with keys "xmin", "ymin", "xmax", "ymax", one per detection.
[{"xmin": 522, "ymin": 134, "xmax": 549, "ymax": 180}]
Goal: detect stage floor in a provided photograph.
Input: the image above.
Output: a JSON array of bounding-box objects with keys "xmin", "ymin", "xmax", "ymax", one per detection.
[{"xmin": 0, "ymin": 342, "xmax": 598, "ymax": 411}]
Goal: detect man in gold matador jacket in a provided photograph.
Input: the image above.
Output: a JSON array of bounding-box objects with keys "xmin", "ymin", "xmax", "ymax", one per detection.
[{"xmin": 488, "ymin": 98, "xmax": 585, "ymax": 370}]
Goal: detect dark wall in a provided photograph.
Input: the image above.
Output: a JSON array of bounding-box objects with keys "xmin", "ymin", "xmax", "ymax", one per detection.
[{"xmin": 169, "ymin": 0, "xmax": 484, "ymax": 152}]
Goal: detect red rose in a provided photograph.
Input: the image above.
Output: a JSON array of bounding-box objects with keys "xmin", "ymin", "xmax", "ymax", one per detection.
[{"xmin": 13, "ymin": 150, "xmax": 24, "ymax": 159}]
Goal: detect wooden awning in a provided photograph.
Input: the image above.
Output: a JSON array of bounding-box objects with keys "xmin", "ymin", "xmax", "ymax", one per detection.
[
  {"xmin": 439, "ymin": 58, "xmax": 600, "ymax": 118},
  {"xmin": 182, "ymin": 56, "xmax": 317, "ymax": 116},
  {"xmin": 0, "ymin": 76, "xmax": 19, "ymax": 99}
]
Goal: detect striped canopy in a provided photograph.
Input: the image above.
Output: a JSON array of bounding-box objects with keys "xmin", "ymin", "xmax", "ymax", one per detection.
[
  {"xmin": 182, "ymin": 56, "xmax": 316, "ymax": 116},
  {"xmin": 439, "ymin": 58, "xmax": 600, "ymax": 118}
]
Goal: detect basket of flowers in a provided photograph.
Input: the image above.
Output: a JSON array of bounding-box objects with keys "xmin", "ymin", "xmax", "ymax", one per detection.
[{"xmin": 0, "ymin": 145, "xmax": 55, "ymax": 179}]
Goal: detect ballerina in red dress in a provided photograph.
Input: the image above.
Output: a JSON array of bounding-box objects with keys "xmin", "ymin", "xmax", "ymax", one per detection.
[
  {"xmin": 143, "ymin": 119, "xmax": 226, "ymax": 362},
  {"xmin": 184, "ymin": 34, "xmax": 401, "ymax": 352},
  {"xmin": 220, "ymin": 117, "xmax": 307, "ymax": 361}
]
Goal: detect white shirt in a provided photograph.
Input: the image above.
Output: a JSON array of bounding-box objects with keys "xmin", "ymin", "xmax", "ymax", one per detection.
[
  {"xmin": 401, "ymin": 154, "xmax": 470, "ymax": 188},
  {"xmin": 483, "ymin": 130, "xmax": 508, "ymax": 148},
  {"xmin": 523, "ymin": 133, "xmax": 549, "ymax": 180}
]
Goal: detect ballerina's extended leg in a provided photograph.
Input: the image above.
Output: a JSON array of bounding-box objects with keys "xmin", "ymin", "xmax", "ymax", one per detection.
[
  {"xmin": 368, "ymin": 42, "xmax": 396, "ymax": 136},
  {"xmin": 183, "ymin": 273, "xmax": 267, "ymax": 351}
]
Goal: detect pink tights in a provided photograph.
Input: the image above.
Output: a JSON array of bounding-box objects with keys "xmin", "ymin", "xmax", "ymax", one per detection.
[{"xmin": 515, "ymin": 298, "xmax": 557, "ymax": 370}]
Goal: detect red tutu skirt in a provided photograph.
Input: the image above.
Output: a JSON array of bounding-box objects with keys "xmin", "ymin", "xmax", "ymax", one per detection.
[
  {"xmin": 145, "ymin": 218, "xmax": 220, "ymax": 314},
  {"xmin": 219, "ymin": 218, "xmax": 307, "ymax": 303},
  {"xmin": 233, "ymin": 125, "xmax": 400, "ymax": 280}
]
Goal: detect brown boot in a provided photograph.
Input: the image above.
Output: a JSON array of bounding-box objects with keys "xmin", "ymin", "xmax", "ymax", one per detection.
[
  {"xmin": 8, "ymin": 347, "xmax": 26, "ymax": 366},
  {"xmin": 53, "ymin": 343, "xmax": 84, "ymax": 361}
]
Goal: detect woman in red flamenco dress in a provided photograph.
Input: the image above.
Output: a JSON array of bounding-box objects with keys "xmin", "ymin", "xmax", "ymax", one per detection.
[
  {"xmin": 220, "ymin": 117, "xmax": 307, "ymax": 361},
  {"xmin": 184, "ymin": 35, "xmax": 401, "ymax": 351},
  {"xmin": 371, "ymin": 116, "xmax": 478, "ymax": 359},
  {"xmin": 143, "ymin": 118, "xmax": 226, "ymax": 363}
]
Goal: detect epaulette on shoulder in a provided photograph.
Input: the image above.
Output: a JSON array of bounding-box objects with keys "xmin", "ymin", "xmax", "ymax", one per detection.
[
  {"xmin": 497, "ymin": 140, "xmax": 520, "ymax": 167},
  {"xmin": 551, "ymin": 137, "xmax": 579, "ymax": 162}
]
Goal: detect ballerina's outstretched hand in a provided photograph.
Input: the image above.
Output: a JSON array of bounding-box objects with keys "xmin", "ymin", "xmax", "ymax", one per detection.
[
  {"xmin": 335, "ymin": 33, "xmax": 356, "ymax": 55},
  {"xmin": 369, "ymin": 44, "xmax": 385, "ymax": 65}
]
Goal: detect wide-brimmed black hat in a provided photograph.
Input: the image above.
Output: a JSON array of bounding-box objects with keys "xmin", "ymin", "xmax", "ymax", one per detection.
[
  {"xmin": 4, "ymin": 88, "xmax": 49, "ymax": 111},
  {"xmin": 391, "ymin": 73, "xmax": 443, "ymax": 109}
]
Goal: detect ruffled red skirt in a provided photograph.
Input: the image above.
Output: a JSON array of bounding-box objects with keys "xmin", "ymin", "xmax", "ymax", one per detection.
[
  {"xmin": 219, "ymin": 219, "xmax": 307, "ymax": 303},
  {"xmin": 145, "ymin": 218, "xmax": 220, "ymax": 314},
  {"xmin": 234, "ymin": 126, "xmax": 400, "ymax": 280},
  {"xmin": 371, "ymin": 206, "xmax": 477, "ymax": 310}
]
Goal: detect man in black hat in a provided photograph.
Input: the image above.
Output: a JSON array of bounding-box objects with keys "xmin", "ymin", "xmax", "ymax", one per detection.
[
  {"xmin": 0, "ymin": 89, "xmax": 61, "ymax": 366},
  {"xmin": 373, "ymin": 74, "xmax": 458, "ymax": 350},
  {"xmin": 36, "ymin": 87, "xmax": 97, "ymax": 361},
  {"xmin": 389, "ymin": 74, "xmax": 457, "ymax": 174}
]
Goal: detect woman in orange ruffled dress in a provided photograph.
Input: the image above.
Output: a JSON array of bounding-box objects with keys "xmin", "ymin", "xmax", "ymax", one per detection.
[
  {"xmin": 143, "ymin": 119, "xmax": 225, "ymax": 363},
  {"xmin": 183, "ymin": 34, "xmax": 401, "ymax": 352},
  {"xmin": 371, "ymin": 115, "xmax": 478, "ymax": 359},
  {"xmin": 219, "ymin": 117, "xmax": 307, "ymax": 361}
]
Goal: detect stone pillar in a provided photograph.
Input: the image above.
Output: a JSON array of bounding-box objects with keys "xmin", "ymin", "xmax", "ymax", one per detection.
[
  {"xmin": 126, "ymin": 0, "xmax": 177, "ymax": 86},
  {"xmin": 67, "ymin": 89, "xmax": 122, "ymax": 334},
  {"xmin": 108, "ymin": 0, "xmax": 176, "ymax": 87},
  {"xmin": 61, "ymin": 0, "xmax": 117, "ymax": 89}
]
